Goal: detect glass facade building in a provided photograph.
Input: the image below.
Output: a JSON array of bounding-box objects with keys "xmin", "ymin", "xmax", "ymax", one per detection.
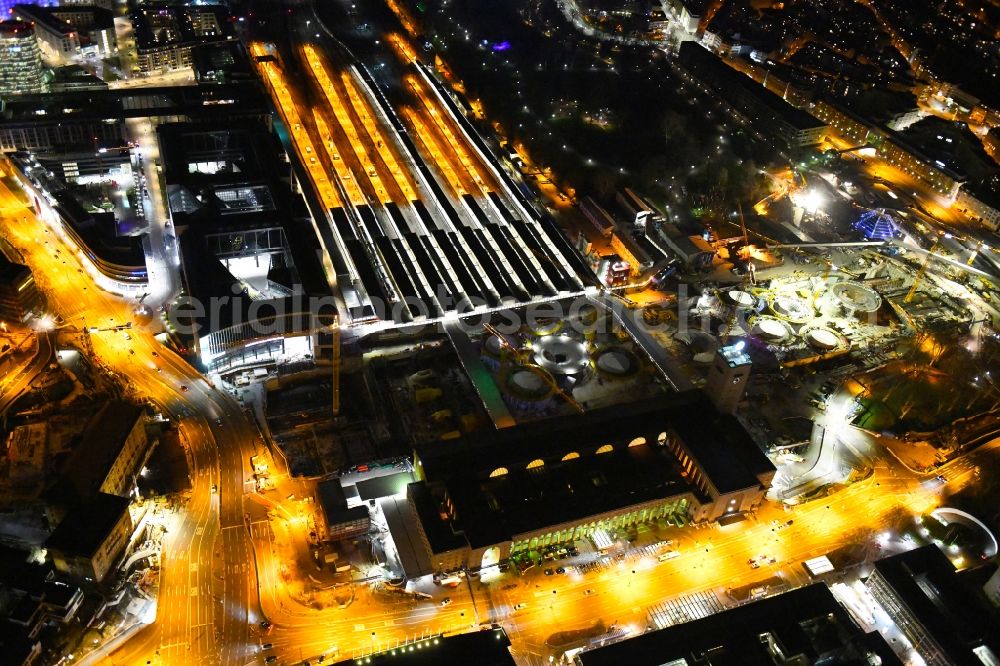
[{"xmin": 0, "ymin": 21, "xmax": 45, "ymax": 95}]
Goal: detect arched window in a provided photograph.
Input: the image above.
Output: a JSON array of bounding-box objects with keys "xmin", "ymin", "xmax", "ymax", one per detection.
[
  {"xmin": 595, "ymin": 444, "xmax": 614, "ymax": 455},
  {"xmin": 489, "ymin": 467, "xmax": 508, "ymax": 478},
  {"xmin": 561, "ymin": 452, "xmax": 580, "ymax": 461},
  {"xmin": 526, "ymin": 459, "xmax": 545, "ymax": 470},
  {"xmin": 628, "ymin": 437, "xmax": 646, "ymax": 448}
]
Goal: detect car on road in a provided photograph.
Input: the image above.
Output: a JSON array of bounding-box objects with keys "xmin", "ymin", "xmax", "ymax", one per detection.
[
  {"xmin": 181, "ymin": 385, "xmax": 188, "ymax": 392},
  {"xmin": 544, "ymin": 568, "xmax": 554, "ymax": 576},
  {"xmin": 265, "ymin": 657, "xmax": 277, "ymax": 664},
  {"xmin": 211, "ymin": 484, "xmax": 218, "ymax": 494},
  {"xmin": 556, "ymin": 567, "xmax": 566, "ymax": 574},
  {"xmin": 584, "ymin": 589, "xmax": 594, "ymax": 596},
  {"xmin": 748, "ymin": 558, "xmax": 760, "ymax": 569},
  {"xmin": 216, "ymin": 418, "xmax": 224, "ymax": 426},
  {"xmin": 440, "ymin": 597, "xmax": 451, "ymax": 606},
  {"xmin": 514, "ymin": 603, "xmax": 527, "ymax": 610},
  {"xmin": 262, "ymin": 643, "xmax": 273, "ymax": 651}
]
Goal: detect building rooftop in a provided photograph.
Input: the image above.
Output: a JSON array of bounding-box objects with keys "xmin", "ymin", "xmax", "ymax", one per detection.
[
  {"xmin": 412, "ymin": 392, "xmax": 773, "ymax": 550},
  {"xmin": 0, "ymin": 252, "xmax": 31, "ymax": 282},
  {"xmin": 43, "ymin": 492, "xmax": 129, "ymax": 558},
  {"xmin": 0, "ymin": 84, "xmax": 267, "ymax": 126},
  {"xmin": 447, "ymin": 441, "xmax": 691, "ymax": 549},
  {"xmin": 130, "ymin": 4, "xmax": 235, "ymax": 52},
  {"xmin": 365, "ymin": 629, "xmax": 516, "ymax": 665},
  {"xmin": 964, "ymin": 174, "xmax": 1000, "ymax": 210},
  {"xmin": 11, "ymin": 4, "xmax": 114, "ymax": 37},
  {"xmin": 871, "ymin": 545, "xmax": 1000, "ymax": 665},
  {"xmin": 577, "ymin": 584, "xmax": 901, "ymax": 666},
  {"xmin": 0, "ymin": 544, "xmax": 48, "ymax": 598},
  {"xmin": 355, "ymin": 472, "xmax": 413, "ymax": 501},
  {"xmin": 677, "ymin": 42, "xmax": 826, "ymax": 133},
  {"xmin": 0, "ymin": 19, "xmax": 34, "ymax": 38},
  {"xmin": 316, "ymin": 478, "xmax": 369, "ymax": 527},
  {"xmin": 415, "ymin": 391, "xmax": 771, "ymax": 493},
  {"xmin": 43, "ymin": 400, "xmax": 144, "ymax": 505}
]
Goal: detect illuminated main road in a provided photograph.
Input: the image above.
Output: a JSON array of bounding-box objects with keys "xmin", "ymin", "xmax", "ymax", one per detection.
[
  {"xmin": 3, "ymin": 18, "xmax": 997, "ymax": 666},
  {"xmin": 0, "ymin": 162, "xmax": 260, "ymax": 666}
]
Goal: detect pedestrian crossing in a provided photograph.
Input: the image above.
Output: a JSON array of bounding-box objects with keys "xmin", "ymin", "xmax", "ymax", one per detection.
[{"xmin": 647, "ymin": 590, "xmax": 725, "ymax": 630}]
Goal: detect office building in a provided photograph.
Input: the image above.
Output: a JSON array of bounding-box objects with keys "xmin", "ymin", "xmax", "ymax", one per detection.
[
  {"xmin": 6, "ymin": 153, "xmax": 148, "ymax": 295},
  {"xmin": 316, "ymin": 479, "xmax": 371, "ymax": 542},
  {"xmin": 576, "ymin": 584, "xmax": 900, "ymax": 666},
  {"xmin": 0, "ymin": 544, "xmax": 84, "ymax": 666},
  {"xmin": 865, "ymin": 545, "xmax": 1000, "ymax": 666},
  {"xmin": 10, "ymin": 5, "xmax": 116, "ymax": 59},
  {"xmin": 43, "ymin": 401, "xmax": 149, "ymax": 523},
  {"xmin": 0, "ymin": 255, "xmax": 43, "ymax": 323},
  {"xmin": 0, "ymin": 21, "xmax": 45, "ymax": 96},
  {"xmin": 705, "ymin": 342, "xmax": 752, "ymax": 414},
  {"xmin": 407, "ymin": 392, "xmax": 774, "ymax": 574},
  {"xmin": 43, "ymin": 492, "xmax": 132, "ymax": 583},
  {"xmin": 131, "ymin": 5, "xmax": 236, "ymax": 74},
  {"xmin": 158, "ymin": 120, "xmax": 334, "ymax": 373}
]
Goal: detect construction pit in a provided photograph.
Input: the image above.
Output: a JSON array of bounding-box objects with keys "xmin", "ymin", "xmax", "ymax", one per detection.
[{"xmin": 470, "ymin": 299, "xmax": 670, "ymax": 423}]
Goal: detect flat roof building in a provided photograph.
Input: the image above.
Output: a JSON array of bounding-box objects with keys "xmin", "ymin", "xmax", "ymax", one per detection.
[
  {"xmin": 0, "ymin": 254, "xmax": 43, "ymax": 323},
  {"xmin": 43, "ymin": 492, "xmax": 131, "ymax": 583},
  {"xmin": 43, "ymin": 401, "xmax": 148, "ymax": 519},
  {"xmin": 675, "ymin": 42, "xmax": 828, "ymax": 149},
  {"xmin": 316, "ymin": 479, "xmax": 370, "ymax": 542},
  {"xmin": 409, "ymin": 391, "xmax": 774, "ymax": 573},
  {"xmin": 364, "ymin": 628, "xmax": 516, "ymax": 665},
  {"xmin": 131, "ymin": 5, "xmax": 236, "ymax": 74},
  {"xmin": 866, "ymin": 545, "xmax": 1000, "ymax": 666},
  {"xmin": 5, "ymin": 152, "xmax": 148, "ymax": 294},
  {"xmin": 158, "ymin": 120, "xmax": 334, "ymax": 371},
  {"xmin": 576, "ymin": 584, "xmax": 901, "ymax": 666},
  {"xmin": 10, "ymin": 5, "xmax": 116, "ymax": 59}
]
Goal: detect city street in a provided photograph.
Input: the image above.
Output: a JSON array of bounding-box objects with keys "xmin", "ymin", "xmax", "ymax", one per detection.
[{"xmin": 0, "ymin": 164, "xmax": 259, "ymax": 666}]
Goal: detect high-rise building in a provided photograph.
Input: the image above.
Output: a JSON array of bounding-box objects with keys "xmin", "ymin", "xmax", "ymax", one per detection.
[
  {"xmin": 0, "ymin": 21, "xmax": 45, "ymax": 95},
  {"xmin": 706, "ymin": 341, "xmax": 752, "ymax": 413}
]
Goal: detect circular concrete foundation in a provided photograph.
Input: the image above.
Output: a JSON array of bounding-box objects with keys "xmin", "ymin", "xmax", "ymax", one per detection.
[
  {"xmin": 594, "ymin": 347, "xmax": 639, "ymax": 377},
  {"xmin": 830, "ymin": 281, "xmax": 882, "ymax": 314},
  {"xmin": 752, "ymin": 316, "xmax": 794, "ymax": 344},
  {"xmin": 769, "ymin": 294, "xmax": 814, "ymax": 324},
  {"xmin": 804, "ymin": 327, "xmax": 846, "ymax": 351},
  {"xmin": 532, "ymin": 334, "xmax": 590, "ymax": 375}
]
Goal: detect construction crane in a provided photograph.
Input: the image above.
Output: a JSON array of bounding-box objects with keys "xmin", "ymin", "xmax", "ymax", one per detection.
[
  {"xmin": 721, "ymin": 204, "xmax": 756, "ymax": 344},
  {"xmin": 905, "ymin": 236, "xmax": 943, "ymax": 303}
]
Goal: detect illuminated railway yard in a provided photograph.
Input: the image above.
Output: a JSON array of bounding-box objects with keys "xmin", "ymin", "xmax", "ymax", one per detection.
[{"xmin": 251, "ymin": 35, "xmax": 584, "ymax": 325}]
